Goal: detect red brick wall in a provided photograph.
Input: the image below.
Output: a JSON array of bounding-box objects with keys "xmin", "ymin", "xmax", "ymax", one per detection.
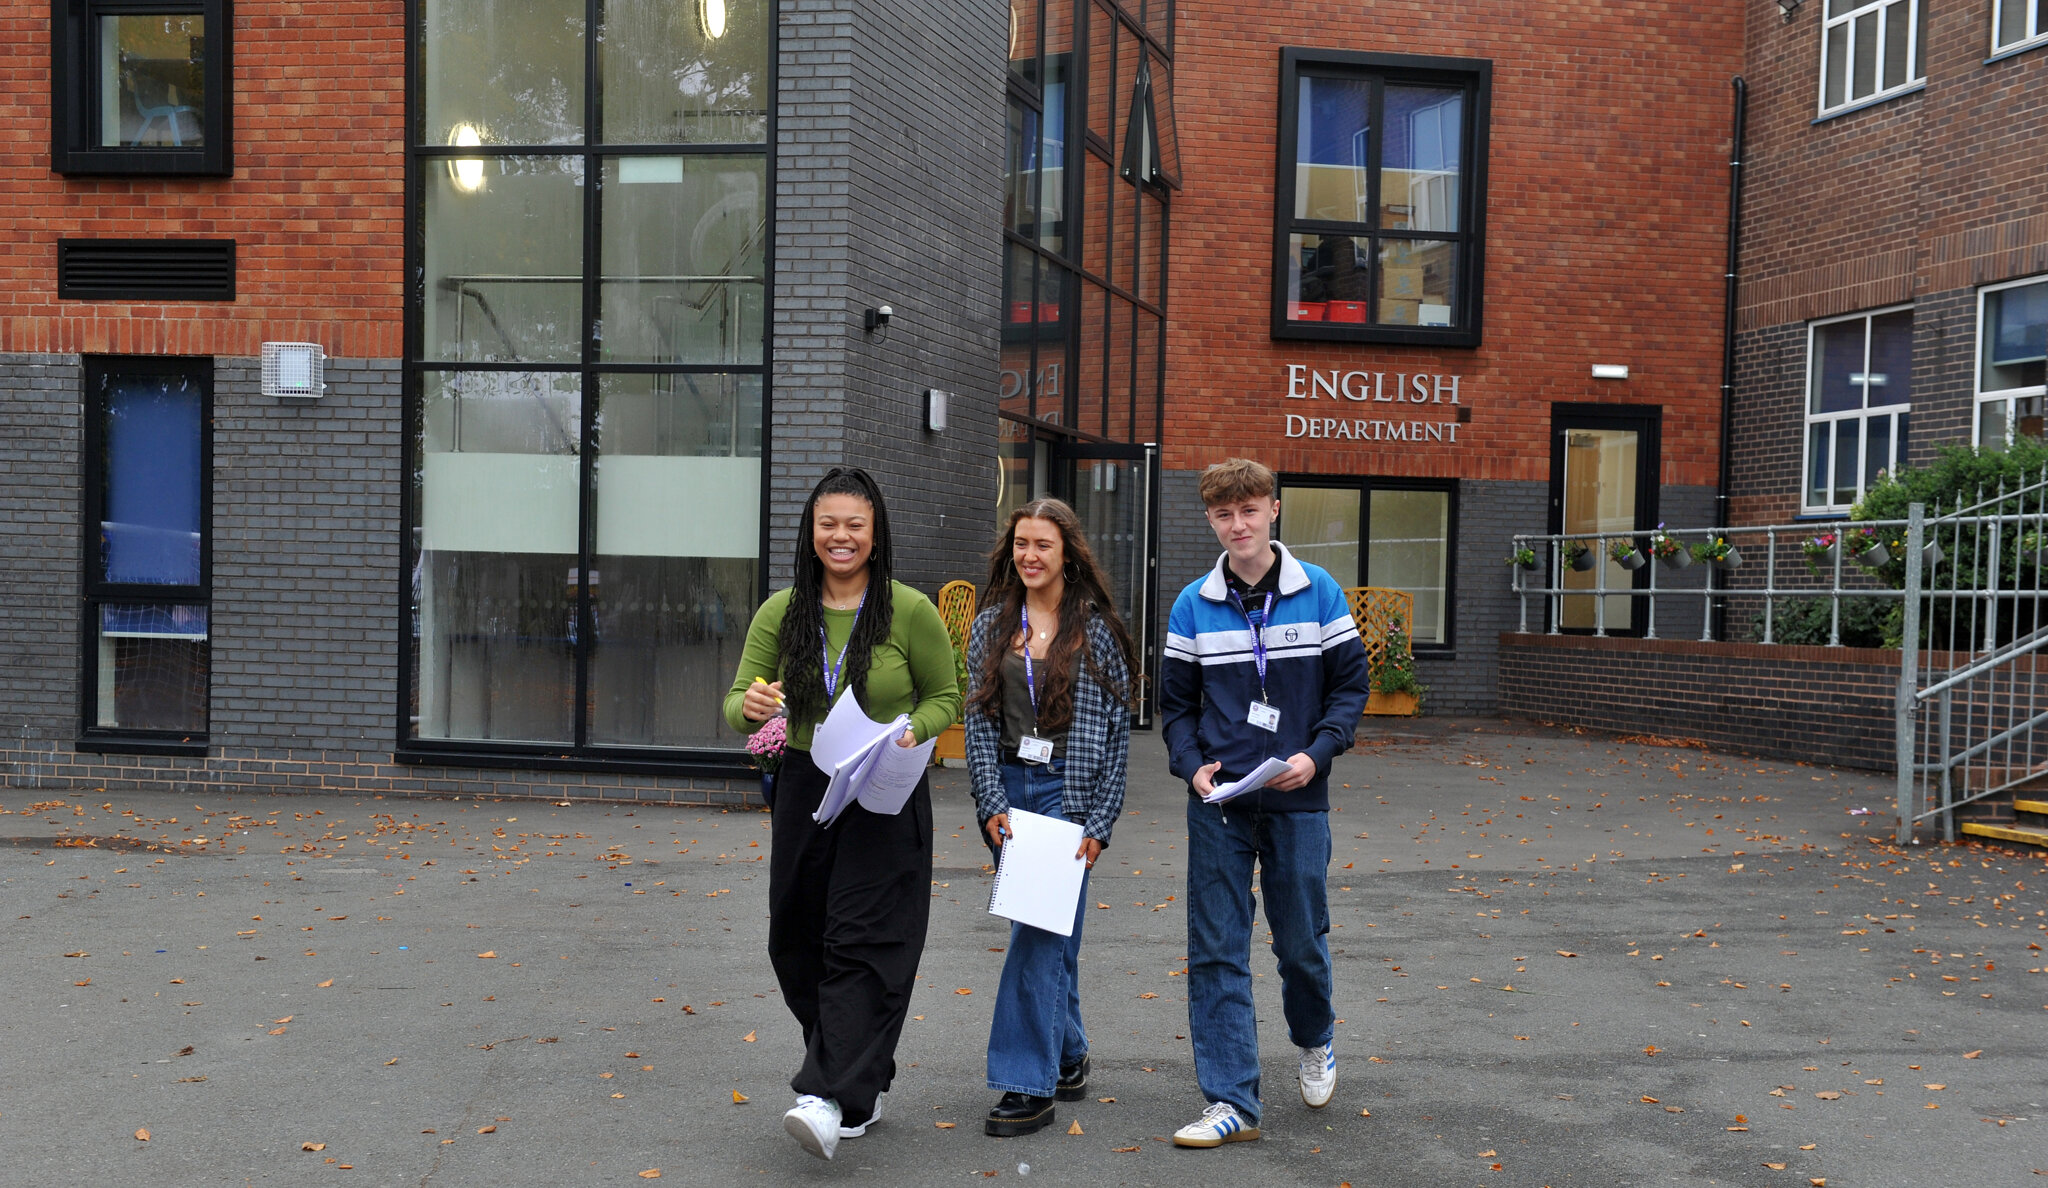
[
  {"xmin": 1736, "ymin": 2, "xmax": 2048, "ymax": 338},
  {"xmin": 0, "ymin": 2, "xmax": 405, "ymax": 358},
  {"xmin": 1163, "ymin": 4, "xmax": 1744, "ymax": 486}
]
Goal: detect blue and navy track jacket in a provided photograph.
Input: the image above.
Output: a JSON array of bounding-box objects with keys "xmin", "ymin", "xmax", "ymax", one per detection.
[{"xmin": 1160, "ymin": 542, "xmax": 1372, "ymax": 813}]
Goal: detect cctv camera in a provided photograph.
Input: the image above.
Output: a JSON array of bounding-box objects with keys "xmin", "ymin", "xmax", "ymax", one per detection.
[{"xmin": 865, "ymin": 305, "xmax": 893, "ymax": 332}]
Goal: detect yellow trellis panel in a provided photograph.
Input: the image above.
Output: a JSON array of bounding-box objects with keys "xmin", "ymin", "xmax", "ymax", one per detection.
[
  {"xmin": 935, "ymin": 580, "xmax": 978, "ymax": 656},
  {"xmin": 1345, "ymin": 586, "xmax": 1414, "ymax": 680}
]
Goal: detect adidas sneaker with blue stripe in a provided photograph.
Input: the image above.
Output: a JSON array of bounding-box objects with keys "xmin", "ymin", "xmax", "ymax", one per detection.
[{"xmin": 1172, "ymin": 1101, "xmax": 1260, "ymax": 1148}]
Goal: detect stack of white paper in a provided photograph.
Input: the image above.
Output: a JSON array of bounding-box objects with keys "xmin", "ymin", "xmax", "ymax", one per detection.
[
  {"xmin": 986, "ymin": 808, "xmax": 1087, "ymax": 936},
  {"xmin": 809, "ymin": 690, "xmax": 937, "ymax": 825},
  {"xmin": 1202, "ymin": 756, "xmax": 1293, "ymax": 804}
]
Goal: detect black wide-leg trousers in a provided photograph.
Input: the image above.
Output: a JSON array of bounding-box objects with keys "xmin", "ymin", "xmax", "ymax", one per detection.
[{"xmin": 767, "ymin": 748, "xmax": 933, "ymax": 1127}]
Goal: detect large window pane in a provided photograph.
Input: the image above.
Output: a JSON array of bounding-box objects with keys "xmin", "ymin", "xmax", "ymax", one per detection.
[
  {"xmin": 1377, "ymin": 238, "xmax": 1456, "ymax": 327},
  {"xmin": 1281, "ymin": 486, "xmax": 1360, "ymax": 587},
  {"xmin": 99, "ymin": 13, "xmax": 205, "ymax": 148},
  {"xmin": 1005, "ymin": 100, "xmax": 1038, "ymax": 240},
  {"xmin": 1294, "ymin": 76, "xmax": 1370, "ymax": 223},
  {"xmin": 1287, "ymin": 233, "xmax": 1371, "ymax": 321},
  {"xmin": 1851, "ymin": 11, "xmax": 1878, "ymax": 100},
  {"xmin": 1381, "ymin": 86, "xmax": 1461, "ymax": 233},
  {"xmin": 422, "ymin": 0, "xmax": 585, "ymax": 145},
  {"xmin": 1809, "ymin": 318, "xmax": 1867, "ymax": 413},
  {"xmin": 1866, "ymin": 309, "xmax": 1913, "ymax": 406},
  {"xmin": 423, "ymin": 157, "xmax": 585, "ymax": 363},
  {"xmin": 414, "ymin": 371, "xmax": 582, "ymax": 744},
  {"xmin": 1808, "ymin": 422, "xmax": 1832, "ymax": 509},
  {"xmin": 598, "ymin": 155, "xmax": 765, "ymax": 364},
  {"xmin": 601, "ymin": 0, "xmax": 767, "ymax": 144},
  {"xmin": 95, "ymin": 603, "xmax": 208, "ymax": 733},
  {"xmin": 1832, "ymin": 420, "xmax": 1861, "ymax": 507},
  {"xmin": 1368, "ymin": 490, "xmax": 1449, "ymax": 645},
  {"xmin": 1983, "ymin": 279, "xmax": 2048, "ymax": 395},
  {"xmin": 589, "ymin": 373, "xmax": 760, "ymax": 747},
  {"xmin": 99, "ymin": 371, "xmax": 203, "ymax": 586},
  {"xmin": 1038, "ymin": 61, "xmax": 1069, "ymax": 253},
  {"xmin": 1001, "ymin": 243, "xmax": 1037, "ymax": 420},
  {"xmin": 1880, "ymin": 0, "xmax": 1911, "ymax": 91},
  {"xmin": 1824, "ymin": 22, "xmax": 1849, "ymax": 109}
]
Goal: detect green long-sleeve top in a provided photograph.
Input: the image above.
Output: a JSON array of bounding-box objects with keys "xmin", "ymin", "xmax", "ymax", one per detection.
[{"xmin": 722, "ymin": 580, "xmax": 962, "ymax": 751}]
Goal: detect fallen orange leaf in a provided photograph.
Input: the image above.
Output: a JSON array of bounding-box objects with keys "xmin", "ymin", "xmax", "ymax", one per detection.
[
  {"xmin": 1067, "ymin": 1120, "xmax": 1084, "ymax": 1135},
  {"xmin": 477, "ymin": 1125, "xmax": 496, "ymax": 1134},
  {"xmin": 1114, "ymin": 1145, "xmax": 1139, "ymax": 1152},
  {"xmin": 135, "ymin": 1129, "xmax": 150, "ymax": 1142},
  {"xmin": 936, "ymin": 1122, "xmax": 956, "ymax": 1129},
  {"xmin": 476, "ymin": 951, "xmax": 497, "ymax": 959},
  {"xmin": 743, "ymin": 1031, "xmax": 757, "ymax": 1042},
  {"xmin": 639, "ymin": 1171, "xmax": 661, "ymax": 1180},
  {"xmin": 302, "ymin": 1142, "xmax": 326, "ymax": 1152},
  {"xmin": 732, "ymin": 1091, "xmax": 748, "ymax": 1104},
  {"xmin": 1138, "ymin": 992, "xmax": 1159, "ymax": 1000},
  {"xmin": 317, "ymin": 979, "xmax": 333, "ymax": 988},
  {"xmin": 955, "ymin": 988, "xmax": 972, "ymax": 995}
]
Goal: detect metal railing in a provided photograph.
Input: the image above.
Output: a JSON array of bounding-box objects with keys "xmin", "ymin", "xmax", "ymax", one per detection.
[{"xmin": 1511, "ymin": 466, "xmax": 2048, "ymax": 844}]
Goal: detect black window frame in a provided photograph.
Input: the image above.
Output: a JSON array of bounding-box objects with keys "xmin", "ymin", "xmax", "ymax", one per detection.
[
  {"xmin": 78, "ymin": 354, "xmax": 213, "ymax": 754},
  {"xmin": 51, "ymin": 0, "xmax": 233, "ymax": 177},
  {"xmin": 1272, "ymin": 48, "xmax": 1490, "ymax": 348},
  {"xmin": 396, "ymin": 0, "xmax": 775, "ymax": 774},
  {"xmin": 1276, "ymin": 473, "xmax": 1459, "ymax": 652}
]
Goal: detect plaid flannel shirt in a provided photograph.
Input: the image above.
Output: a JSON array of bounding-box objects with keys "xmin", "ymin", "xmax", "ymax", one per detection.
[{"xmin": 963, "ymin": 606, "xmax": 1131, "ymax": 847}]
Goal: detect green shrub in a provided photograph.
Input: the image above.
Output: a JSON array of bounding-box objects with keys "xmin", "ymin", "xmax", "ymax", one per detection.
[{"xmin": 1750, "ymin": 596, "xmax": 1896, "ymax": 649}]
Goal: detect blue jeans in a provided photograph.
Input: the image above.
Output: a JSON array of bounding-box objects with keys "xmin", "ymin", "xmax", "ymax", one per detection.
[
  {"xmin": 1183, "ymin": 798, "xmax": 1334, "ymax": 1125},
  {"xmin": 986, "ymin": 760, "xmax": 1091, "ymax": 1096}
]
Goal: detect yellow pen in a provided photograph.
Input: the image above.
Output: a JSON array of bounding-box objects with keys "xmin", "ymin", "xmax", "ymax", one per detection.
[{"xmin": 753, "ymin": 676, "xmax": 787, "ymax": 716}]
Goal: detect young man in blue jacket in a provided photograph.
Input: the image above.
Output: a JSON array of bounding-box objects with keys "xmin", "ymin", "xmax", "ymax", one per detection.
[{"xmin": 1160, "ymin": 458, "xmax": 1372, "ymax": 1148}]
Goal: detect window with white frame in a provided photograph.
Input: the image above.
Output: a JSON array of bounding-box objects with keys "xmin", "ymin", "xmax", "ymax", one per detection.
[
  {"xmin": 1819, "ymin": 0, "xmax": 1925, "ymax": 115},
  {"xmin": 1974, "ymin": 276, "xmax": 2048, "ymax": 447},
  {"xmin": 1995, "ymin": 0, "xmax": 2048, "ymax": 54},
  {"xmin": 1804, "ymin": 307, "xmax": 1911, "ymax": 512}
]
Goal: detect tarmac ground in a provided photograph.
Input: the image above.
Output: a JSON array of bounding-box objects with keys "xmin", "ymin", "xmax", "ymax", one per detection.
[{"xmin": 4, "ymin": 717, "xmax": 2045, "ymax": 1187}]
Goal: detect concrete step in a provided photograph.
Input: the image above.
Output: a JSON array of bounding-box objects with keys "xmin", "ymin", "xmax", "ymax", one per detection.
[
  {"xmin": 2013, "ymin": 798, "xmax": 2048, "ymax": 816},
  {"xmin": 1959, "ymin": 821, "xmax": 2048, "ymax": 849}
]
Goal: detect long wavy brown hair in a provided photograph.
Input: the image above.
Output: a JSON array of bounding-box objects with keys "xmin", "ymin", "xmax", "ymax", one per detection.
[{"xmin": 968, "ymin": 498, "xmax": 1137, "ymax": 733}]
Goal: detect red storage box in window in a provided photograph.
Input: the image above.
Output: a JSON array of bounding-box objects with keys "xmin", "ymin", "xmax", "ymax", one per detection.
[
  {"xmin": 1289, "ymin": 301, "xmax": 1327, "ymax": 321},
  {"xmin": 1326, "ymin": 300, "xmax": 1367, "ymax": 323},
  {"xmin": 1036, "ymin": 302, "xmax": 1060, "ymax": 322},
  {"xmin": 1009, "ymin": 301, "xmax": 1034, "ymax": 324}
]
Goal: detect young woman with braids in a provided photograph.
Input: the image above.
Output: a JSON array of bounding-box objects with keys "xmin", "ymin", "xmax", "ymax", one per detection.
[
  {"xmin": 963, "ymin": 498, "xmax": 1136, "ymax": 1137},
  {"xmin": 722, "ymin": 468, "xmax": 961, "ymax": 1162}
]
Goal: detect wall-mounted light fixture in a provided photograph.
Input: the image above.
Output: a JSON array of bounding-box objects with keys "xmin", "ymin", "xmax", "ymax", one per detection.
[
  {"xmin": 924, "ymin": 388, "xmax": 950, "ymax": 433},
  {"xmin": 448, "ymin": 123, "xmax": 486, "ymax": 193},
  {"xmin": 1777, "ymin": 0, "xmax": 1802, "ymax": 20},
  {"xmin": 864, "ymin": 304, "xmax": 893, "ymax": 333},
  {"xmin": 1590, "ymin": 364, "xmax": 1630, "ymax": 380},
  {"xmin": 262, "ymin": 342, "xmax": 326, "ymax": 400},
  {"xmin": 700, "ymin": 0, "xmax": 727, "ymax": 39}
]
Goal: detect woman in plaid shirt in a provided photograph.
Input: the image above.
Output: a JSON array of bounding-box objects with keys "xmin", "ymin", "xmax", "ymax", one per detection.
[{"xmin": 963, "ymin": 498, "xmax": 1137, "ymax": 1138}]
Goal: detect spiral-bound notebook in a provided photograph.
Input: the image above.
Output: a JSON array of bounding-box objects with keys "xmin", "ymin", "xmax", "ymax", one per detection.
[{"xmin": 986, "ymin": 807, "xmax": 1087, "ymax": 937}]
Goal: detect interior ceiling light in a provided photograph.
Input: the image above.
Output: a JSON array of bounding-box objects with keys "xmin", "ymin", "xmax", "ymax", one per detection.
[
  {"xmin": 701, "ymin": 0, "xmax": 727, "ymax": 39},
  {"xmin": 448, "ymin": 123, "xmax": 486, "ymax": 193}
]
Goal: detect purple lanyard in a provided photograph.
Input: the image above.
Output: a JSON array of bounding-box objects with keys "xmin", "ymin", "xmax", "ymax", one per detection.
[
  {"xmin": 819, "ymin": 589, "xmax": 866, "ymax": 702},
  {"xmin": 1020, "ymin": 604, "xmax": 1040, "ymax": 724},
  {"xmin": 1231, "ymin": 590, "xmax": 1274, "ymax": 702}
]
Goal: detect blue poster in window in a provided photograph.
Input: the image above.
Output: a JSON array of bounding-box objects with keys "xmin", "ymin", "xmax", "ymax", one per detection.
[{"xmin": 102, "ymin": 375, "xmax": 202, "ymax": 586}]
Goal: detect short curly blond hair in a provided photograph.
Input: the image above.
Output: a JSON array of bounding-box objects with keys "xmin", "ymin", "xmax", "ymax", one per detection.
[{"xmin": 1198, "ymin": 458, "xmax": 1277, "ymax": 507}]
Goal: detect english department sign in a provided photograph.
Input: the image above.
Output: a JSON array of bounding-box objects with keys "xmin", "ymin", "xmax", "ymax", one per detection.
[{"xmin": 1281, "ymin": 364, "xmax": 1464, "ymax": 444}]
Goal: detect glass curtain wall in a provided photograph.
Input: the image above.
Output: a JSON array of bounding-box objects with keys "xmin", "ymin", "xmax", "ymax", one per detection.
[
  {"xmin": 408, "ymin": 0, "xmax": 769, "ymax": 755},
  {"xmin": 1001, "ymin": 0, "xmax": 1172, "ymax": 477}
]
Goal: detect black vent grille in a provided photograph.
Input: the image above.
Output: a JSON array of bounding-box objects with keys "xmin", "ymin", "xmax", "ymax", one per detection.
[{"xmin": 58, "ymin": 239, "xmax": 236, "ymax": 301}]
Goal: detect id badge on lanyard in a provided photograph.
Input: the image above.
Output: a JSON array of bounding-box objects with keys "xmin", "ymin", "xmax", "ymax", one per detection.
[
  {"xmin": 1236, "ymin": 590, "xmax": 1281, "ymax": 733},
  {"xmin": 1019, "ymin": 605, "xmax": 1055, "ymax": 763}
]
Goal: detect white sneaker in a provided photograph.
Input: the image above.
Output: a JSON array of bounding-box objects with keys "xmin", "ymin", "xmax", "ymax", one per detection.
[
  {"xmin": 839, "ymin": 1090, "xmax": 884, "ymax": 1138},
  {"xmin": 1298, "ymin": 1042, "xmax": 1336, "ymax": 1108},
  {"xmin": 1172, "ymin": 1101, "xmax": 1261, "ymax": 1148},
  {"xmin": 783, "ymin": 1094, "xmax": 841, "ymax": 1161}
]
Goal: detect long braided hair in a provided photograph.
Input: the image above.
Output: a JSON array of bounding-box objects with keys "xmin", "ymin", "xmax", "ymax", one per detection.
[
  {"xmin": 778, "ymin": 467, "xmax": 897, "ymax": 725},
  {"xmin": 968, "ymin": 498, "xmax": 1137, "ymax": 732}
]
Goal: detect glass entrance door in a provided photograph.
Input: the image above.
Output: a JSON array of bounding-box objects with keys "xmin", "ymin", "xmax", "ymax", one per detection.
[
  {"xmin": 1550, "ymin": 407, "xmax": 1659, "ymax": 634},
  {"xmin": 1051, "ymin": 441, "xmax": 1157, "ymax": 724}
]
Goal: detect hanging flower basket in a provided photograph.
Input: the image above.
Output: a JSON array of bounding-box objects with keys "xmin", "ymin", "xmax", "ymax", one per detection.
[
  {"xmin": 1563, "ymin": 542, "xmax": 1596, "ymax": 572},
  {"xmin": 1854, "ymin": 541, "xmax": 1890, "ymax": 568},
  {"xmin": 1922, "ymin": 541, "xmax": 1943, "ymax": 569},
  {"xmin": 1647, "ymin": 524, "xmax": 1689, "ymax": 569},
  {"xmin": 1713, "ymin": 547, "xmax": 1742, "ymax": 570},
  {"xmin": 1610, "ymin": 540, "xmax": 1648, "ymax": 571},
  {"xmin": 1689, "ymin": 536, "xmax": 1739, "ymax": 569}
]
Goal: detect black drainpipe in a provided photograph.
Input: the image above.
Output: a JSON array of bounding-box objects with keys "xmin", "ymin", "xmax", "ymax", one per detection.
[{"xmin": 1712, "ymin": 76, "xmax": 1748, "ymax": 640}]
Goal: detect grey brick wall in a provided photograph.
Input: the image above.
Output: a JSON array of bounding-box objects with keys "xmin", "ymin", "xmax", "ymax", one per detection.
[
  {"xmin": 209, "ymin": 359, "xmax": 402, "ymax": 753},
  {"xmin": 770, "ymin": 0, "xmax": 1007, "ymax": 594},
  {"xmin": 0, "ymin": 355, "xmax": 82, "ymax": 747}
]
